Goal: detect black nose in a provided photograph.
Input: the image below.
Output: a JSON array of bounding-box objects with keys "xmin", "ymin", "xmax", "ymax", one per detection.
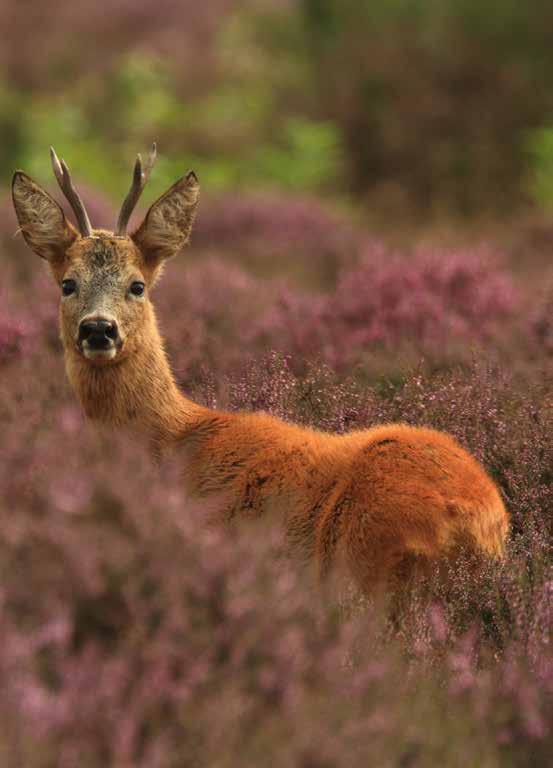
[{"xmin": 79, "ymin": 318, "xmax": 119, "ymax": 349}]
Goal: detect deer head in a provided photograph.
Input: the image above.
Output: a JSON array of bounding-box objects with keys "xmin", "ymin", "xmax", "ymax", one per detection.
[{"xmin": 12, "ymin": 146, "xmax": 199, "ymax": 367}]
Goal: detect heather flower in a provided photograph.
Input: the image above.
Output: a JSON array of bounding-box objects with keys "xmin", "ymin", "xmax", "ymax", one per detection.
[
  {"xmin": 1, "ymin": 348, "xmax": 551, "ymax": 765},
  {"xmin": 528, "ymin": 279, "xmax": 553, "ymax": 355},
  {"xmin": 0, "ymin": 189, "xmax": 551, "ymax": 765},
  {"xmin": 0, "ymin": 0, "xmax": 232, "ymax": 88},
  {"xmin": 253, "ymin": 244, "xmax": 518, "ymax": 369},
  {"xmin": 0, "ymin": 306, "xmax": 31, "ymax": 361},
  {"xmin": 194, "ymin": 192, "xmax": 360, "ymax": 286},
  {"xmin": 156, "ymin": 257, "xmax": 273, "ymax": 380}
]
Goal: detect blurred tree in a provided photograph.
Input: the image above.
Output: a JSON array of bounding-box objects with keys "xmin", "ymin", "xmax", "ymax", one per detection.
[
  {"xmin": 3, "ymin": 0, "xmax": 553, "ymax": 215},
  {"xmin": 298, "ymin": 0, "xmax": 553, "ymax": 215},
  {"xmin": 527, "ymin": 127, "xmax": 553, "ymax": 211},
  {"xmin": 0, "ymin": 0, "xmax": 231, "ymax": 91}
]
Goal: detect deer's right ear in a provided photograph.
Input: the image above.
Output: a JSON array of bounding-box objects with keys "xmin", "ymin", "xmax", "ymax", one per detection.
[
  {"xmin": 12, "ymin": 172, "xmax": 78, "ymax": 262},
  {"xmin": 132, "ymin": 172, "xmax": 199, "ymax": 266}
]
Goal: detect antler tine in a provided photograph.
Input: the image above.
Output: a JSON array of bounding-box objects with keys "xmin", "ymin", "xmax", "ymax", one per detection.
[
  {"xmin": 116, "ymin": 142, "xmax": 157, "ymax": 236},
  {"xmin": 49, "ymin": 147, "xmax": 93, "ymax": 237}
]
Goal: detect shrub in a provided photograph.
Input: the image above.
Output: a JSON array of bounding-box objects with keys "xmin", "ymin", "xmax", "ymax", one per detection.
[
  {"xmin": 529, "ymin": 281, "xmax": 553, "ymax": 357},
  {"xmin": 193, "ymin": 191, "xmax": 359, "ymax": 287},
  {"xmin": 0, "ymin": 348, "xmax": 551, "ymax": 766},
  {"xmin": 156, "ymin": 257, "xmax": 273, "ymax": 382},
  {"xmin": 253, "ymin": 244, "xmax": 517, "ymax": 368},
  {"xmin": 296, "ymin": 0, "xmax": 553, "ymax": 213}
]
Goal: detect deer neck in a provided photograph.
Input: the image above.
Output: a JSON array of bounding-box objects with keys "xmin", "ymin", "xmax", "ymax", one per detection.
[{"xmin": 64, "ymin": 321, "xmax": 206, "ymax": 446}]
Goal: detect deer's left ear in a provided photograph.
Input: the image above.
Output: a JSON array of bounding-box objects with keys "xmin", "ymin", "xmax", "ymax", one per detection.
[{"xmin": 132, "ymin": 172, "xmax": 199, "ymax": 265}]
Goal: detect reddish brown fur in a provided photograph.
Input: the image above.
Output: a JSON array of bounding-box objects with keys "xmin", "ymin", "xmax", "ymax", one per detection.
[{"xmin": 12, "ymin": 163, "xmax": 509, "ymax": 595}]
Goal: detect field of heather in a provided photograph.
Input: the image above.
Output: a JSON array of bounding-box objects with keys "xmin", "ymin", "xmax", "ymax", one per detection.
[
  {"xmin": 1, "ymin": 1, "xmax": 553, "ymax": 766},
  {"xmin": 1, "ymin": 187, "xmax": 552, "ymax": 766}
]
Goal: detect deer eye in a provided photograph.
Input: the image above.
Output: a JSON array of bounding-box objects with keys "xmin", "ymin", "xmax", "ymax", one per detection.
[
  {"xmin": 130, "ymin": 281, "xmax": 145, "ymax": 297},
  {"xmin": 61, "ymin": 279, "xmax": 76, "ymax": 296}
]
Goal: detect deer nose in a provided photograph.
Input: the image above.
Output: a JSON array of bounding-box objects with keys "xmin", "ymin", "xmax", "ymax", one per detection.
[{"xmin": 78, "ymin": 318, "xmax": 119, "ymax": 349}]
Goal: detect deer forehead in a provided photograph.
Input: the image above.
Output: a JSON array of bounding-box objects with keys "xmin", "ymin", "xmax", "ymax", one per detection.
[{"xmin": 66, "ymin": 233, "xmax": 144, "ymax": 279}]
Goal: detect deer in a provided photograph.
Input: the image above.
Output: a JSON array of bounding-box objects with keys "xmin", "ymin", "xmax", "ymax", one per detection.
[{"xmin": 12, "ymin": 146, "xmax": 509, "ymax": 597}]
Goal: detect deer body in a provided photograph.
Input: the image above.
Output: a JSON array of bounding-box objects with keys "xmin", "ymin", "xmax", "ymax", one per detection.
[
  {"xmin": 12, "ymin": 149, "xmax": 509, "ymax": 595},
  {"xmin": 67, "ymin": 314, "xmax": 508, "ymax": 591}
]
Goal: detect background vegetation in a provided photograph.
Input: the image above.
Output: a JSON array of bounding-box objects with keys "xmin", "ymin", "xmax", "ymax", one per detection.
[{"xmin": 0, "ymin": 1, "xmax": 551, "ymax": 765}]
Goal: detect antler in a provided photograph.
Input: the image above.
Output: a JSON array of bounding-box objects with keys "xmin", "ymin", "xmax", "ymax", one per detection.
[
  {"xmin": 50, "ymin": 147, "xmax": 93, "ymax": 237},
  {"xmin": 116, "ymin": 143, "xmax": 157, "ymax": 236}
]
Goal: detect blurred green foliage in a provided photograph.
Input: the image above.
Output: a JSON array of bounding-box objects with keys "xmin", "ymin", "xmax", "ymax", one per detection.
[
  {"xmin": 2, "ymin": 0, "xmax": 553, "ymax": 216},
  {"xmin": 1, "ymin": 52, "xmax": 341, "ymax": 202},
  {"xmin": 298, "ymin": 0, "xmax": 553, "ymax": 214},
  {"xmin": 527, "ymin": 127, "xmax": 553, "ymax": 211},
  {"xmin": 250, "ymin": 118, "xmax": 342, "ymax": 190}
]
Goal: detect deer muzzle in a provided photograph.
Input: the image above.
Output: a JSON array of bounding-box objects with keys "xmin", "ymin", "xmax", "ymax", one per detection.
[{"xmin": 78, "ymin": 316, "xmax": 120, "ymax": 360}]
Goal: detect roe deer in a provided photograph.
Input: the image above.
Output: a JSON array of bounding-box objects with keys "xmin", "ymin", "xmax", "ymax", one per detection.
[{"xmin": 12, "ymin": 146, "xmax": 509, "ymax": 595}]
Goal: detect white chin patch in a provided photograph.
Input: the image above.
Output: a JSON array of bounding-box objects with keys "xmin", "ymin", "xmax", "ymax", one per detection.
[{"xmin": 83, "ymin": 346, "xmax": 117, "ymax": 362}]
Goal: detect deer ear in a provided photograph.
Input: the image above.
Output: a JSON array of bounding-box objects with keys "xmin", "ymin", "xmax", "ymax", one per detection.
[
  {"xmin": 12, "ymin": 172, "xmax": 78, "ymax": 262},
  {"xmin": 132, "ymin": 172, "xmax": 199, "ymax": 264}
]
